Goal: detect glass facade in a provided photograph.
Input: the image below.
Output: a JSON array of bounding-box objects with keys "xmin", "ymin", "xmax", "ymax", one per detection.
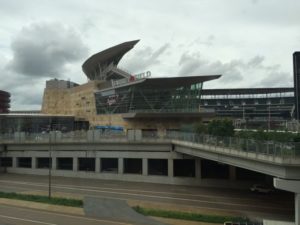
[
  {"xmin": 0, "ymin": 115, "xmax": 81, "ymax": 133},
  {"xmin": 95, "ymin": 82, "xmax": 203, "ymax": 114}
]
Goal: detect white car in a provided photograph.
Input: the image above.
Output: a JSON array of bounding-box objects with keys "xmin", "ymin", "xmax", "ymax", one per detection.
[{"xmin": 250, "ymin": 184, "xmax": 274, "ymax": 194}]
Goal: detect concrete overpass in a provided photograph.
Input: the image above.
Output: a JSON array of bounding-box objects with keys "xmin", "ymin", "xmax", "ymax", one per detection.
[
  {"xmin": 168, "ymin": 132, "xmax": 300, "ymax": 225},
  {"xmin": 0, "ymin": 130, "xmax": 300, "ymax": 224}
]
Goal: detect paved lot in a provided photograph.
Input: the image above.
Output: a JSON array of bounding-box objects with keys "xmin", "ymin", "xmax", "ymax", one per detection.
[{"xmin": 0, "ymin": 174, "xmax": 294, "ymax": 221}]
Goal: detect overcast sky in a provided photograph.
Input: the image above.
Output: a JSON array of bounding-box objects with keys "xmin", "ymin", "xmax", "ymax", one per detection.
[{"xmin": 0, "ymin": 0, "xmax": 299, "ymax": 110}]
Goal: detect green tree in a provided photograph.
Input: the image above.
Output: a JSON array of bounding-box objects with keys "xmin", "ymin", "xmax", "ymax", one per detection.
[
  {"xmin": 194, "ymin": 122, "xmax": 207, "ymax": 134},
  {"xmin": 207, "ymin": 119, "xmax": 234, "ymax": 137}
]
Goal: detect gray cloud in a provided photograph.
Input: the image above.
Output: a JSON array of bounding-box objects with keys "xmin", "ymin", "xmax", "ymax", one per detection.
[
  {"xmin": 177, "ymin": 52, "xmax": 293, "ymax": 87},
  {"xmin": 121, "ymin": 43, "xmax": 170, "ymax": 73},
  {"xmin": 258, "ymin": 71, "xmax": 292, "ymax": 87},
  {"xmin": 190, "ymin": 35, "xmax": 215, "ymax": 47},
  {"xmin": 251, "ymin": 0, "xmax": 259, "ymax": 4},
  {"xmin": 7, "ymin": 22, "xmax": 88, "ymax": 77},
  {"xmin": 178, "ymin": 53, "xmax": 243, "ymax": 83}
]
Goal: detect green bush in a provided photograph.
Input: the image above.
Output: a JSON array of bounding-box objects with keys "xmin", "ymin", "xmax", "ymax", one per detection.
[
  {"xmin": 133, "ymin": 206, "xmax": 249, "ymax": 224},
  {"xmin": 207, "ymin": 119, "xmax": 235, "ymax": 137},
  {"xmin": 236, "ymin": 130, "xmax": 298, "ymax": 142},
  {"xmin": 0, "ymin": 192, "xmax": 83, "ymax": 207}
]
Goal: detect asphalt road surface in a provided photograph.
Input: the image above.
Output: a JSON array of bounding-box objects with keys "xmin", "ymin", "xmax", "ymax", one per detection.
[
  {"xmin": 0, "ymin": 174, "xmax": 294, "ymax": 221},
  {"xmin": 0, "ymin": 204, "xmax": 131, "ymax": 225}
]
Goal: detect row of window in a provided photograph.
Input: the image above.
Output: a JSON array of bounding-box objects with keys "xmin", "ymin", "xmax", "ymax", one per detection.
[{"xmin": 0, "ymin": 157, "xmax": 196, "ymax": 177}]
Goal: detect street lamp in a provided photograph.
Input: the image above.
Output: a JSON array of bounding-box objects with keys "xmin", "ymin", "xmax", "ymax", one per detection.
[
  {"xmin": 242, "ymin": 101, "xmax": 246, "ymax": 129},
  {"xmin": 267, "ymin": 100, "xmax": 271, "ymax": 131},
  {"xmin": 48, "ymin": 135, "xmax": 52, "ymax": 199},
  {"xmin": 48, "ymin": 118, "xmax": 54, "ymax": 199}
]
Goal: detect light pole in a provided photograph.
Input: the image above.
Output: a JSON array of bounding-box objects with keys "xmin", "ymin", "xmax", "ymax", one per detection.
[
  {"xmin": 267, "ymin": 101, "xmax": 271, "ymax": 131},
  {"xmin": 242, "ymin": 102, "xmax": 246, "ymax": 129},
  {"xmin": 48, "ymin": 119, "xmax": 53, "ymax": 199},
  {"xmin": 48, "ymin": 136, "xmax": 52, "ymax": 199}
]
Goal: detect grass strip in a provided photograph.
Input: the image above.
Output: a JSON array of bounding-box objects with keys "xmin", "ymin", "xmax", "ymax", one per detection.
[
  {"xmin": 133, "ymin": 206, "xmax": 249, "ymax": 224},
  {"xmin": 0, "ymin": 191, "xmax": 83, "ymax": 207}
]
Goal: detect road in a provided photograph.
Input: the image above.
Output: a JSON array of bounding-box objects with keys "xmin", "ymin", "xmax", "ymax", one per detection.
[
  {"xmin": 0, "ymin": 204, "xmax": 130, "ymax": 225},
  {"xmin": 0, "ymin": 174, "xmax": 294, "ymax": 221}
]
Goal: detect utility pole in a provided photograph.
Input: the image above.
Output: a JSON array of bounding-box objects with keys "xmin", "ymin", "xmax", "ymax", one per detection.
[
  {"xmin": 268, "ymin": 104, "xmax": 271, "ymax": 131},
  {"xmin": 48, "ymin": 118, "xmax": 52, "ymax": 199},
  {"xmin": 48, "ymin": 139, "xmax": 52, "ymax": 199}
]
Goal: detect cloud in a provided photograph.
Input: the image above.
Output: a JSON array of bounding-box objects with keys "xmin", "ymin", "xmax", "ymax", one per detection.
[
  {"xmin": 257, "ymin": 71, "xmax": 292, "ymax": 87},
  {"xmin": 190, "ymin": 35, "xmax": 215, "ymax": 47},
  {"xmin": 121, "ymin": 43, "xmax": 170, "ymax": 73},
  {"xmin": 178, "ymin": 52, "xmax": 244, "ymax": 83},
  {"xmin": 177, "ymin": 52, "xmax": 293, "ymax": 87},
  {"xmin": 7, "ymin": 22, "xmax": 89, "ymax": 78}
]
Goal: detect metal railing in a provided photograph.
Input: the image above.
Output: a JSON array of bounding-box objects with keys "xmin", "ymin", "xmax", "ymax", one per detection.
[
  {"xmin": 166, "ymin": 131, "xmax": 300, "ymax": 159},
  {"xmin": 0, "ymin": 130, "xmax": 299, "ymax": 159}
]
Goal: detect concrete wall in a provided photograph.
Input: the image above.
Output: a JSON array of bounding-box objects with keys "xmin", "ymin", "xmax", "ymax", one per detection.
[{"xmin": 0, "ymin": 142, "xmax": 250, "ymax": 188}]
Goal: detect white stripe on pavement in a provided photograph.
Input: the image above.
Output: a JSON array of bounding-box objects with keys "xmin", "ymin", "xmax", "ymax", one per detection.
[{"xmin": 0, "ymin": 214, "xmax": 57, "ymax": 225}]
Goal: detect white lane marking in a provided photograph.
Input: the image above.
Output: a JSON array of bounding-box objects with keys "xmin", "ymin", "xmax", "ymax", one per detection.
[
  {"xmin": 85, "ymin": 194, "xmax": 292, "ymax": 216},
  {"xmin": 0, "ymin": 214, "xmax": 57, "ymax": 225},
  {"xmin": 0, "ymin": 180, "xmax": 291, "ymax": 211},
  {"xmin": 0, "ymin": 204, "xmax": 132, "ymax": 225},
  {"xmin": 0, "ymin": 179, "xmax": 254, "ymax": 201}
]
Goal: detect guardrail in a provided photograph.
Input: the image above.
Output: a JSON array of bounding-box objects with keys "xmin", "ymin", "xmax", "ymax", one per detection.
[
  {"xmin": 0, "ymin": 130, "xmax": 299, "ymax": 159},
  {"xmin": 166, "ymin": 131, "xmax": 300, "ymax": 159}
]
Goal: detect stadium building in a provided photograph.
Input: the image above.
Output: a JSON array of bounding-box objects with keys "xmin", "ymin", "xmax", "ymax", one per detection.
[
  {"xmin": 42, "ymin": 40, "xmax": 220, "ymax": 134},
  {"xmin": 200, "ymin": 87, "xmax": 295, "ymax": 129},
  {"xmin": 41, "ymin": 41, "xmax": 299, "ymax": 132}
]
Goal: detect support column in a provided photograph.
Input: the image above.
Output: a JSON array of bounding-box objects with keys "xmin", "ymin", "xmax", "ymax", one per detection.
[
  {"xmin": 12, "ymin": 157, "xmax": 17, "ymax": 168},
  {"xmin": 274, "ymin": 178, "xmax": 300, "ymax": 225},
  {"xmin": 32, "ymin": 157, "xmax": 36, "ymax": 169},
  {"xmin": 118, "ymin": 158, "xmax": 123, "ymax": 174},
  {"xmin": 168, "ymin": 159, "xmax": 173, "ymax": 177},
  {"xmin": 95, "ymin": 158, "xmax": 101, "ymax": 173},
  {"xmin": 52, "ymin": 157, "xmax": 56, "ymax": 170},
  {"xmin": 229, "ymin": 166, "xmax": 236, "ymax": 181},
  {"xmin": 195, "ymin": 158, "xmax": 201, "ymax": 179},
  {"xmin": 142, "ymin": 158, "xmax": 148, "ymax": 176},
  {"xmin": 73, "ymin": 157, "xmax": 78, "ymax": 172}
]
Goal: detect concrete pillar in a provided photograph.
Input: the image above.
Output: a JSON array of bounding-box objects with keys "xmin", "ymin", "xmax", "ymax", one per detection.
[
  {"xmin": 14, "ymin": 132, "xmax": 25, "ymax": 142},
  {"xmin": 142, "ymin": 158, "xmax": 148, "ymax": 176},
  {"xmin": 52, "ymin": 157, "xmax": 57, "ymax": 170},
  {"xmin": 86, "ymin": 130, "xmax": 101, "ymax": 142},
  {"xmin": 127, "ymin": 130, "xmax": 135, "ymax": 141},
  {"xmin": 73, "ymin": 157, "xmax": 78, "ymax": 172},
  {"xmin": 157, "ymin": 128, "xmax": 166, "ymax": 138},
  {"xmin": 118, "ymin": 158, "xmax": 124, "ymax": 174},
  {"xmin": 135, "ymin": 130, "xmax": 142, "ymax": 141},
  {"xmin": 87, "ymin": 130, "xmax": 94, "ymax": 142},
  {"xmin": 229, "ymin": 166, "xmax": 236, "ymax": 181},
  {"xmin": 12, "ymin": 157, "xmax": 17, "ymax": 168},
  {"xmin": 274, "ymin": 178, "xmax": 300, "ymax": 225},
  {"xmin": 195, "ymin": 158, "xmax": 201, "ymax": 179},
  {"xmin": 168, "ymin": 159, "xmax": 173, "ymax": 177},
  {"xmin": 55, "ymin": 131, "xmax": 62, "ymax": 141},
  {"xmin": 32, "ymin": 157, "xmax": 36, "ymax": 169},
  {"xmin": 96, "ymin": 158, "xmax": 101, "ymax": 173},
  {"xmin": 94, "ymin": 130, "xmax": 101, "ymax": 141}
]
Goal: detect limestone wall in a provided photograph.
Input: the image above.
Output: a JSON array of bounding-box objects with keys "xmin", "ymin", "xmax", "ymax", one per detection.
[{"xmin": 42, "ymin": 80, "xmax": 101, "ymax": 119}]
